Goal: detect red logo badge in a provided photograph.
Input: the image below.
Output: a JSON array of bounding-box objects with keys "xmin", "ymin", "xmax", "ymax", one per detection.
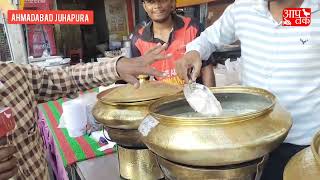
[
  {"xmin": 0, "ymin": 107, "xmax": 15, "ymax": 138},
  {"xmin": 282, "ymin": 8, "xmax": 311, "ymax": 26}
]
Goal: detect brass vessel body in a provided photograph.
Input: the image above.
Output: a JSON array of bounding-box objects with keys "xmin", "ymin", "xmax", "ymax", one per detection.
[
  {"xmin": 92, "ymin": 100, "xmax": 153, "ymax": 130},
  {"xmin": 158, "ymin": 155, "xmax": 268, "ymax": 180},
  {"xmin": 106, "ymin": 127, "xmax": 145, "ymax": 148},
  {"xmin": 141, "ymin": 87, "xmax": 292, "ymax": 166},
  {"xmin": 283, "ymin": 131, "xmax": 320, "ymax": 180},
  {"xmin": 92, "ymin": 81, "xmax": 182, "ymax": 130},
  {"xmin": 92, "ymin": 99, "xmax": 164, "ymax": 179},
  {"xmin": 92, "ymin": 80, "xmax": 181, "ymax": 180},
  {"xmin": 118, "ymin": 146, "xmax": 164, "ymax": 180}
]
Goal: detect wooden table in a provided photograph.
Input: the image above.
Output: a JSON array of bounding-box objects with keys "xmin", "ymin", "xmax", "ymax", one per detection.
[{"xmin": 76, "ymin": 153, "xmax": 122, "ymax": 180}]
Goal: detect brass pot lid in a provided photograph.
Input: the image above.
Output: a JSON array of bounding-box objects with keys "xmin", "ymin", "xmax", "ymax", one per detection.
[
  {"xmin": 98, "ymin": 75, "xmax": 182, "ymax": 104},
  {"xmin": 283, "ymin": 132, "xmax": 320, "ymax": 180}
]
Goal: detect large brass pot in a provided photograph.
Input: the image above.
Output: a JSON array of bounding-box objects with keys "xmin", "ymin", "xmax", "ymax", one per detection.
[
  {"xmin": 93, "ymin": 88, "xmax": 157, "ymax": 130},
  {"xmin": 283, "ymin": 131, "xmax": 320, "ymax": 180},
  {"xmin": 92, "ymin": 77, "xmax": 182, "ymax": 179},
  {"xmin": 92, "ymin": 78, "xmax": 182, "ymax": 131},
  {"xmin": 92, "ymin": 78, "xmax": 182, "ymax": 146},
  {"xmin": 92, "ymin": 89, "xmax": 154, "ymax": 148},
  {"xmin": 139, "ymin": 86, "xmax": 292, "ymax": 166}
]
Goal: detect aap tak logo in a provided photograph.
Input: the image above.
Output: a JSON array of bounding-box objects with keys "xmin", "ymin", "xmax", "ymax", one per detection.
[{"xmin": 282, "ymin": 8, "xmax": 311, "ymax": 26}]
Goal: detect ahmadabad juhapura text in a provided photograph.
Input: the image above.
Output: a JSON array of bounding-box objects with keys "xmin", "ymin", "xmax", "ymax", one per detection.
[{"xmin": 10, "ymin": 13, "xmax": 89, "ymax": 23}]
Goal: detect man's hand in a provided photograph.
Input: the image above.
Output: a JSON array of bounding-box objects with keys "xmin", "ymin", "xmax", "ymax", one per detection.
[
  {"xmin": 116, "ymin": 43, "xmax": 171, "ymax": 87},
  {"xmin": 175, "ymin": 50, "xmax": 202, "ymax": 83},
  {"xmin": 0, "ymin": 145, "xmax": 18, "ymax": 180}
]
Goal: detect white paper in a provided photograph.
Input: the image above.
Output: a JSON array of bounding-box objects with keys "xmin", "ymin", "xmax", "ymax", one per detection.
[
  {"xmin": 138, "ymin": 115, "xmax": 159, "ymax": 136},
  {"xmin": 89, "ymin": 130, "xmax": 116, "ymax": 151},
  {"xmin": 98, "ymin": 142, "xmax": 116, "ymax": 151}
]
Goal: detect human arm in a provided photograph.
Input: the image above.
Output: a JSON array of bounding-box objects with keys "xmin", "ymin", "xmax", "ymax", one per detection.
[
  {"xmin": 0, "ymin": 139, "xmax": 18, "ymax": 180},
  {"xmin": 201, "ymin": 64, "xmax": 215, "ymax": 87},
  {"xmin": 176, "ymin": 4, "xmax": 237, "ymax": 82},
  {"xmin": 23, "ymin": 44, "xmax": 169, "ymax": 102}
]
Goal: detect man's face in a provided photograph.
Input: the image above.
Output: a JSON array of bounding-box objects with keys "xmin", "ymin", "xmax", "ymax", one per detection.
[{"xmin": 143, "ymin": 0, "xmax": 175, "ymax": 23}]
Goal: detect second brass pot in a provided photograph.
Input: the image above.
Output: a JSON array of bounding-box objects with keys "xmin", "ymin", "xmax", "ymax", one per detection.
[
  {"xmin": 283, "ymin": 131, "xmax": 320, "ymax": 180},
  {"xmin": 92, "ymin": 78, "xmax": 182, "ymax": 130},
  {"xmin": 140, "ymin": 87, "xmax": 292, "ymax": 166}
]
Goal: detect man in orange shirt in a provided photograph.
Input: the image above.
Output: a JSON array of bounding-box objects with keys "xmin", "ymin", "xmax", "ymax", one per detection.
[{"xmin": 131, "ymin": 0, "xmax": 214, "ymax": 86}]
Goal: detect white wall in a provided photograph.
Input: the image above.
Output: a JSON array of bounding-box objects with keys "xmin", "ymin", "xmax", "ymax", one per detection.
[
  {"xmin": 6, "ymin": 23, "xmax": 28, "ymax": 64},
  {"xmin": 0, "ymin": 0, "xmax": 28, "ymax": 64}
]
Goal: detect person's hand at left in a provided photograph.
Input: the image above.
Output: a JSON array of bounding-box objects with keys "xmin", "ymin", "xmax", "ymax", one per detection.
[{"xmin": 116, "ymin": 43, "xmax": 171, "ymax": 88}]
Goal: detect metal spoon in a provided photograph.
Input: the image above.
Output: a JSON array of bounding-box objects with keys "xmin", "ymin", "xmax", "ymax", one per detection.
[{"xmin": 183, "ymin": 68, "xmax": 222, "ymax": 116}]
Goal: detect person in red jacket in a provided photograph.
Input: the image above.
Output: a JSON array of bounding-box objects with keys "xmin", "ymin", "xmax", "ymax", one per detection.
[{"xmin": 131, "ymin": 0, "xmax": 214, "ymax": 86}]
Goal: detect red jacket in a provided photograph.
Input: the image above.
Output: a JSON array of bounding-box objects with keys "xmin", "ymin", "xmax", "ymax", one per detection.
[{"xmin": 131, "ymin": 15, "xmax": 202, "ymax": 85}]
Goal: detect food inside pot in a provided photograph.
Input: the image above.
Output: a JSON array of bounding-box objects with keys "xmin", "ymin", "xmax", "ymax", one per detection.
[{"xmin": 154, "ymin": 93, "xmax": 273, "ymax": 118}]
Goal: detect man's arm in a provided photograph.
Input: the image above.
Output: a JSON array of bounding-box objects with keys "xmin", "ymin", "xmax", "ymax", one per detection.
[
  {"xmin": 23, "ymin": 44, "xmax": 169, "ymax": 103},
  {"xmin": 201, "ymin": 64, "xmax": 215, "ymax": 87},
  {"xmin": 25, "ymin": 58, "xmax": 119, "ymax": 103},
  {"xmin": 177, "ymin": 4, "xmax": 237, "ymax": 82},
  {"xmin": 192, "ymin": 20, "xmax": 216, "ymax": 87},
  {"xmin": 186, "ymin": 4, "xmax": 237, "ymax": 61},
  {"xmin": 0, "ymin": 140, "xmax": 17, "ymax": 180}
]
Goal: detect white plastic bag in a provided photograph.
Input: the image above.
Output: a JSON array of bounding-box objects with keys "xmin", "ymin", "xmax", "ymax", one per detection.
[
  {"xmin": 214, "ymin": 58, "xmax": 241, "ymax": 87},
  {"xmin": 58, "ymin": 98, "xmax": 87, "ymax": 137},
  {"xmin": 225, "ymin": 58, "xmax": 241, "ymax": 85},
  {"xmin": 58, "ymin": 92, "xmax": 99, "ymax": 137}
]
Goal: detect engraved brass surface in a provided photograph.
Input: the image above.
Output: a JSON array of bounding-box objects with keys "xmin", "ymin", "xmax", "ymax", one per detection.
[
  {"xmin": 106, "ymin": 127, "xmax": 145, "ymax": 148},
  {"xmin": 283, "ymin": 131, "xmax": 320, "ymax": 180},
  {"xmin": 118, "ymin": 146, "xmax": 164, "ymax": 180},
  {"xmin": 158, "ymin": 155, "xmax": 268, "ymax": 180}
]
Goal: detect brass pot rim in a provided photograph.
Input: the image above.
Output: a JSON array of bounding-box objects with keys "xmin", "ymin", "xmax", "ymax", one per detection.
[
  {"xmin": 149, "ymin": 86, "xmax": 276, "ymax": 125},
  {"xmin": 311, "ymin": 131, "xmax": 320, "ymax": 165}
]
